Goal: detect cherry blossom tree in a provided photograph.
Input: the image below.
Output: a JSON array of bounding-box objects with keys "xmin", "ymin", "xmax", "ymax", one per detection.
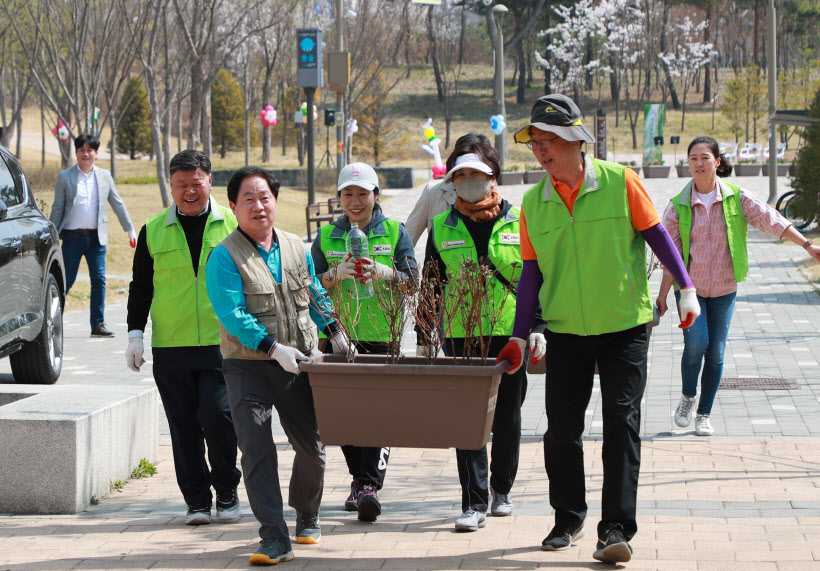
[{"xmin": 658, "ymin": 17, "xmax": 714, "ymax": 131}]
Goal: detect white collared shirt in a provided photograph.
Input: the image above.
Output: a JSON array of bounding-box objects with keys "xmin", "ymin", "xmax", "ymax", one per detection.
[{"xmin": 63, "ymin": 167, "xmax": 100, "ymax": 230}]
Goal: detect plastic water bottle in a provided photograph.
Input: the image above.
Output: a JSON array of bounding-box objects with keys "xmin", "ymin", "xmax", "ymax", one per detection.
[{"xmin": 345, "ymin": 223, "xmax": 374, "ymax": 300}]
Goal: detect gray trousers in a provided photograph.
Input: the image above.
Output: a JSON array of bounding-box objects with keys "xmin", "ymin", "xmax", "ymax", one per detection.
[{"xmin": 222, "ymin": 358, "xmax": 326, "ymax": 543}]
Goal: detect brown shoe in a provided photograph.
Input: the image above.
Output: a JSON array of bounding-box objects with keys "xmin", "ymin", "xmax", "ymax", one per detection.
[{"xmin": 91, "ymin": 324, "xmax": 115, "ymax": 337}]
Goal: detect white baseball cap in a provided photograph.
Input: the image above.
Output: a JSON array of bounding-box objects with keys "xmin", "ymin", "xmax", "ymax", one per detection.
[
  {"xmin": 337, "ymin": 162, "xmax": 379, "ymax": 192},
  {"xmin": 442, "ymin": 153, "xmax": 494, "ymax": 183}
]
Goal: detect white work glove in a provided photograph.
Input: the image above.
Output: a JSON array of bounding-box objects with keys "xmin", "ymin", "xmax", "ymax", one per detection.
[
  {"xmin": 416, "ymin": 345, "xmax": 438, "ymax": 358},
  {"xmin": 330, "ymin": 332, "xmax": 358, "ymax": 360},
  {"xmin": 528, "ymin": 332, "xmax": 546, "ymax": 363},
  {"xmin": 309, "ymin": 347, "xmax": 323, "ymax": 359},
  {"xmin": 125, "ymin": 334, "xmax": 145, "ymax": 372},
  {"xmin": 496, "ymin": 337, "xmax": 527, "ymax": 374},
  {"xmin": 678, "ymin": 287, "xmax": 701, "ymax": 329},
  {"xmin": 269, "ymin": 342, "xmax": 308, "ymax": 374},
  {"xmin": 328, "ymin": 254, "xmax": 357, "ymax": 283},
  {"xmin": 355, "ymin": 257, "xmax": 394, "ymax": 283},
  {"xmin": 127, "ymin": 228, "xmax": 137, "ymax": 248}
]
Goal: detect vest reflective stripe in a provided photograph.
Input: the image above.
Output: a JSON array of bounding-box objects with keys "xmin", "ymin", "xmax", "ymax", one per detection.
[
  {"xmin": 218, "ymin": 229, "xmax": 318, "ymax": 359},
  {"xmin": 521, "ymin": 156, "xmax": 652, "ymax": 335},
  {"xmin": 672, "ymin": 180, "xmax": 749, "ymax": 283},
  {"xmin": 319, "ymin": 219, "xmax": 402, "ymax": 342},
  {"xmin": 431, "ymin": 208, "xmax": 521, "ymax": 338},
  {"xmin": 146, "ymin": 204, "xmax": 237, "ymax": 347}
]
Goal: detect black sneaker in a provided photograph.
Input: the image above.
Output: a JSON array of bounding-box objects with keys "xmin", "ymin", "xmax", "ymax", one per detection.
[
  {"xmin": 541, "ymin": 523, "xmax": 585, "ymax": 551},
  {"xmin": 592, "ymin": 529, "xmax": 633, "ymax": 563},
  {"xmin": 357, "ymin": 484, "xmax": 381, "ymax": 522},
  {"xmin": 184, "ymin": 504, "xmax": 211, "ymax": 525},
  {"xmin": 249, "ymin": 538, "xmax": 294, "ymax": 565},
  {"xmin": 91, "ymin": 324, "xmax": 115, "ymax": 337},
  {"xmin": 216, "ymin": 487, "xmax": 241, "ymax": 522},
  {"xmin": 295, "ymin": 511, "xmax": 321, "ymax": 544}
]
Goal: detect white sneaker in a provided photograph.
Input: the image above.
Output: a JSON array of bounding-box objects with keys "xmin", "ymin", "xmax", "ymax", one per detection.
[
  {"xmin": 455, "ymin": 509, "xmax": 487, "ymax": 532},
  {"xmin": 674, "ymin": 394, "xmax": 695, "ymax": 427},
  {"xmin": 695, "ymin": 415, "xmax": 714, "ymax": 436},
  {"xmin": 490, "ymin": 489, "xmax": 514, "ymax": 517}
]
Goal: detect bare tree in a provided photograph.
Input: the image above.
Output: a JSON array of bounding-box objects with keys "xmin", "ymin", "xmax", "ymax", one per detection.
[
  {"xmin": 0, "ymin": 14, "xmax": 35, "ymax": 153},
  {"xmin": 426, "ymin": 5, "xmax": 464, "ymax": 147},
  {"xmin": 2, "ymin": 0, "xmax": 127, "ymax": 165}
]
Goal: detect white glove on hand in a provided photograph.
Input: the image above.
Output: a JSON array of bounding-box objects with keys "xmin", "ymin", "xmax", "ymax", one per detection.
[
  {"xmin": 269, "ymin": 343, "xmax": 308, "ymax": 374},
  {"xmin": 309, "ymin": 347, "xmax": 323, "ymax": 358},
  {"xmin": 125, "ymin": 337, "xmax": 145, "ymax": 372},
  {"xmin": 528, "ymin": 332, "xmax": 546, "ymax": 363},
  {"xmin": 330, "ymin": 332, "xmax": 358, "ymax": 360},
  {"xmin": 416, "ymin": 345, "xmax": 438, "ymax": 358},
  {"xmin": 356, "ymin": 257, "xmax": 394, "ymax": 283},
  {"xmin": 677, "ymin": 287, "xmax": 701, "ymax": 329},
  {"xmin": 127, "ymin": 228, "xmax": 138, "ymax": 248}
]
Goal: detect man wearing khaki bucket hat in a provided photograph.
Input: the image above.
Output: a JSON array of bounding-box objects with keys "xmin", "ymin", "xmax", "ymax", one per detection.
[{"xmin": 497, "ymin": 94, "xmax": 700, "ymax": 564}]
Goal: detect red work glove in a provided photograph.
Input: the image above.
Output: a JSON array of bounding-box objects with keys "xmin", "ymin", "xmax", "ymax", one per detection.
[
  {"xmin": 496, "ymin": 337, "xmax": 527, "ymax": 374},
  {"xmin": 678, "ymin": 287, "xmax": 701, "ymax": 329}
]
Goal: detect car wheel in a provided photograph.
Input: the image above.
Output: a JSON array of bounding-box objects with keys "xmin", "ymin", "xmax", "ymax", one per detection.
[{"xmin": 10, "ymin": 273, "xmax": 64, "ymax": 384}]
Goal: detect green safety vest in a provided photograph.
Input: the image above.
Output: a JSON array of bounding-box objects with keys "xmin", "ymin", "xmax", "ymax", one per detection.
[
  {"xmin": 146, "ymin": 201, "xmax": 237, "ymax": 347},
  {"xmin": 431, "ymin": 207, "xmax": 521, "ymax": 338},
  {"xmin": 319, "ymin": 219, "xmax": 403, "ymax": 343},
  {"xmin": 521, "ymin": 155, "xmax": 652, "ymax": 335},
  {"xmin": 672, "ymin": 179, "xmax": 749, "ymax": 283}
]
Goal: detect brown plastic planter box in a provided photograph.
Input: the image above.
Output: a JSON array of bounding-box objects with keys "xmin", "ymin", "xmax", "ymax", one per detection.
[
  {"xmin": 498, "ymin": 171, "xmax": 524, "ymax": 186},
  {"xmin": 524, "ymin": 170, "xmax": 547, "ymax": 184},
  {"xmin": 733, "ymin": 163, "xmax": 761, "ymax": 176},
  {"xmin": 675, "ymin": 165, "xmax": 690, "ymax": 178},
  {"xmin": 301, "ymin": 354, "xmax": 505, "ymax": 449}
]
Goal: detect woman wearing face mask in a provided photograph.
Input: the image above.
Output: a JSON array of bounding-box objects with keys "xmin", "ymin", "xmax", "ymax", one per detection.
[
  {"xmin": 421, "ymin": 143, "xmax": 546, "ymax": 533},
  {"xmin": 311, "ymin": 162, "xmax": 418, "ymax": 523}
]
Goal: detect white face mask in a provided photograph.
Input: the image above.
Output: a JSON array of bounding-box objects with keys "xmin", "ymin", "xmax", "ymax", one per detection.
[{"xmin": 454, "ymin": 177, "xmax": 491, "ymax": 203}]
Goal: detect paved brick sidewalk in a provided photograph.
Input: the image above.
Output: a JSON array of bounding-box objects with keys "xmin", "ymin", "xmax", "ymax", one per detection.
[{"xmin": 1, "ymin": 439, "xmax": 819, "ymax": 569}]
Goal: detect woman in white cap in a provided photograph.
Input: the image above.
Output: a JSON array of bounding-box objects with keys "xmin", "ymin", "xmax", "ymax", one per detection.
[
  {"xmin": 405, "ymin": 132, "xmax": 495, "ymax": 247},
  {"xmin": 310, "ymin": 162, "xmax": 417, "ymax": 524},
  {"xmin": 421, "ymin": 141, "xmax": 546, "ymax": 532}
]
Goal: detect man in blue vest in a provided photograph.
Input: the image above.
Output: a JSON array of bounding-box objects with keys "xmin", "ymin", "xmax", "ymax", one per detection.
[{"xmin": 125, "ymin": 150, "xmax": 241, "ymax": 526}]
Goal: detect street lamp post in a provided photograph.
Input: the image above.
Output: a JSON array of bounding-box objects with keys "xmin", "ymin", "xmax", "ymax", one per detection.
[{"xmin": 487, "ymin": 4, "xmax": 508, "ymax": 169}]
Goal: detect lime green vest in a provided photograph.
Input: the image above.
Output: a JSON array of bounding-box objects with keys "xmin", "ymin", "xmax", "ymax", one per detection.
[
  {"xmin": 431, "ymin": 207, "xmax": 521, "ymax": 338},
  {"xmin": 521, "ymin": 155, "xmax": 652, "ymax": 335},
  {"xmin": 319, "ymin": 219, "xmax": 403, "ymax": 342},
  {"xmin": 672, "ymin": 179, "xmax": 749, "ymax": 283},
  {"xmin": 146, "ymin": 201, "xmax": 237, "ymax": 347}
]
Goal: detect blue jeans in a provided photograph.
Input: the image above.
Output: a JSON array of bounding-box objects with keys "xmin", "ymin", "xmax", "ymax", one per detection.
[
  {"xmin": 62, "ymin": 230, "xmax": 107, "ymax": 328},
  {"xmin": 674, "ymin": 290, "xmax": 736, "ymax": 416}
]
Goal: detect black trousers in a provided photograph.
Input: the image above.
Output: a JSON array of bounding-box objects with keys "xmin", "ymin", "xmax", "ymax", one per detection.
[
  {"xmin": 152, "ymin": 346, "xmax": 241, "ymax": 507},
  {"xmin": 446, "ymin": 337, "xmax": 528, "ymax": 512},
  {"xmin": 223, "ymin": 359, "xmax": 326, "ymax": 544},
  {"xmin": 327, "ymin": 340, "xmax": 391, "ymax": 489},
  {"xmin": 543, "ymin": 324, "xmax": 648, "ymax": 541}
]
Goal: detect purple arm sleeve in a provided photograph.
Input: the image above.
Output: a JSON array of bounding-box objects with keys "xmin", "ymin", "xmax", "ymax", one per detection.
[
  {"xmin": 512, "ymin": 260, "xmax": 544, "ymax": 339},
  {"xmin": 642, "ymin": 223, "xmax": 693, "ymax": 289}
]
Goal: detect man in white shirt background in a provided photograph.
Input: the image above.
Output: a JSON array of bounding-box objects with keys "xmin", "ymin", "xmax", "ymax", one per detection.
[{"xmin": 50, "ymin": 134, "xmax": 137, "ymax": 336}]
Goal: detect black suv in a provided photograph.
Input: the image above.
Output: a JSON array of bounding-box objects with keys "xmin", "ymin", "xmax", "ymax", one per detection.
[{"xmin": 0, "ymin": 144, "xmax": 65, "ymax": 384}]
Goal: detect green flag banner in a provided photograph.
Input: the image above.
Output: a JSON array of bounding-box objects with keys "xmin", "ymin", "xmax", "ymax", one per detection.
[{"xmin": 643, "ymin": 104, "xmax": 665, "ymax": 165}]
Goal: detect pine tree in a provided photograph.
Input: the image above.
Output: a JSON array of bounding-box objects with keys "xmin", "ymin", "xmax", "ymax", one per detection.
[
  {"xmin": 791, "ymin": 87, "xmax": 820, "ymax": 221},
  {"xmin": 211, "ymin": 69, "xmax": 245, "ymax": 158},
  {"xmin": 117, "ymin": 78, "xmax": 152, "ymax": 159}
]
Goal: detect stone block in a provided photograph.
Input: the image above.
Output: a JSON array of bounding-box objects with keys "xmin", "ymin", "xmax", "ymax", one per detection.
[{"xmin": 0, "ymin": 384, "xmax": 159, "ymax": 514}]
